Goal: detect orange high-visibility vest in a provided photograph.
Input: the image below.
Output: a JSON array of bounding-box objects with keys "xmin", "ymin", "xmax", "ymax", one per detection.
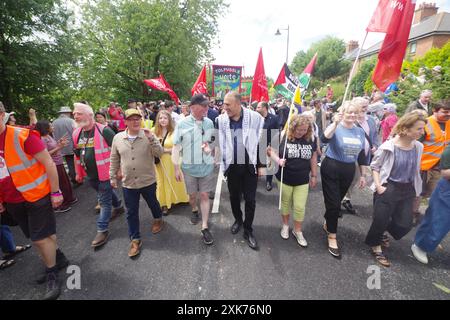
[
  {"xmin": 4, "ymin": 126, "xmax": 51, "ymax": 202},
  {"xmin": 421, "ymin": 116, "xmax": 450, "ymax": 171}
]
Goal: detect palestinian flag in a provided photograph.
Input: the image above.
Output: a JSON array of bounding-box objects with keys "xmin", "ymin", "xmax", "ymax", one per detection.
[
  {"xmin": 274, "ymin": 63, "xmax": 300, "ymax": 101},
  {"xmin": 298, "ymin": 52, "xmax": 318, "ymax": 91}
]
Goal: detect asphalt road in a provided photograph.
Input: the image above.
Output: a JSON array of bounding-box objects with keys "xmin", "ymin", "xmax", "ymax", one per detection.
[{"xmin": 1, "ymin": 176, "xmax": 449, "ymax": 300}]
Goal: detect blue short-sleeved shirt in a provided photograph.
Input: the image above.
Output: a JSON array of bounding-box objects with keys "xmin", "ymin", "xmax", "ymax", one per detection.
[
  {"xmin": 324, "ymin": 124, "xmax": 366, "ymax": 164},
  {"xmin": 172, "ymin": 115, "xmax": 214, "ymax": 177}
]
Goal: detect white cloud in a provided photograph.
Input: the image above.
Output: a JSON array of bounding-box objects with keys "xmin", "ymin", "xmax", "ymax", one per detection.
[{"xmin": 212, "ymin": 0, "xmax": 450, "ymax": 80}]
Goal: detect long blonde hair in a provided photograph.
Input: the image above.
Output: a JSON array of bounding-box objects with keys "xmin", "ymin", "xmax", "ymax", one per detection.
[
  {"xmin": 154, "ymin": 110, "xmax": 175, "ymax": 138},
  {"xmin": 287, "ymin": 114, "xmax": 313, "ymax": 142}
]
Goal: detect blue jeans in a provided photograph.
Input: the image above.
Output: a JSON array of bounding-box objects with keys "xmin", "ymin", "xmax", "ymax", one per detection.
[
  {"xmin": 123, "ymin": 183, "xmax": 162, "ymax": 241},
  {"xmin": 0, "ymin": 225, "xmax": 16, "ymax": 254},
  {"xmin": 88, "ymin": 178, "xmax": 122, "ymax": 232},
  {"xmin": 414, "ymin": 178, "xmax": 450, "ymax": 252}
]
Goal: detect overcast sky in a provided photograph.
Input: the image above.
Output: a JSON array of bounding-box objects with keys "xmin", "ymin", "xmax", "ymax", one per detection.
[{"xmin": 211, "ymin": 0, "xmax": 450, "ymax": 80}]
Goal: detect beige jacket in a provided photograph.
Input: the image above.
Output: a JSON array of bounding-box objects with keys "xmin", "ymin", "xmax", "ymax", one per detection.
[{"xmin": 110, "ymin": 129, "xmax": 163, "ymax": 189}]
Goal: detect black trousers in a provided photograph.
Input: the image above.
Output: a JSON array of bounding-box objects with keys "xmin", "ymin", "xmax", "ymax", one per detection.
[
  {"xmin": 365, "ymin": 180, "xmax": 415, "ymax": 247},
  {"xmin": 320, "ymin": 157, "xmax": 356, "ymax": 234},
  {"xmin": 226, "ymin": 164, "xmax": 258, "ymax": 233},
  {"xmin": 64, "ymin": 154, "xmax": 76, "ymax": 183}
]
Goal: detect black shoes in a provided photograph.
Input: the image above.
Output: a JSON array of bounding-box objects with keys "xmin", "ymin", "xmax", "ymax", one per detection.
[
  {"xmin": 190, "ymin": 211, "xmax": 200, "ymax": 225},
  {"xmin": 35, "ymin": 250, "xmax": 69, "ymax": 284},
  {"xmin": 342, "ymin": 200, "xmax": 357, "ymax": 215},
  {"xmin": 243, "ymin": 231, "xmax": 259, "ymax": 251},
  {"xmin": 230, "ymin": 221, "xmax": 242, "ymax": 234},
  {"xmin": 42, "ymin": 272, "xmax": 61, "ymax": 300},
  {"xmin": 266, "ymin": 181, "xmax": 273, "ymax": 191},
  {"xmin": 201, "ymin": 228, "xmax": 214, "ymax": 245}
]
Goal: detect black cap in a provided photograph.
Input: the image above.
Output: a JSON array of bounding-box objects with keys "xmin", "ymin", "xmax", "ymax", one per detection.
[
  {"xmin": 127, "ymin": 98, "xmax": 137, "ymax": 103},
  {"xmin": 189, "ymin": 94, "xmax": 209, "ymax": 107}
]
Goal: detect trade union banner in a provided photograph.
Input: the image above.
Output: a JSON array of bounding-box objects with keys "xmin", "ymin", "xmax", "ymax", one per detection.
[{"xmin": 212, "ymin": 65, "xmax": 242, "ymax": 100}]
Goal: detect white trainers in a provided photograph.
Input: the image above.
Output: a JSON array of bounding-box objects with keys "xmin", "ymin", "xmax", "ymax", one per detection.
[
  {"xmin": 411, "ymin": 244, "xmax": 428, "ymax": 264},
  {"xmin": 292, "ymin": 230, "xmax": 308, "ymax": 247},
  {"xmin": 280, "ymin": 225, "xmax": 289, "ymax": 240}
]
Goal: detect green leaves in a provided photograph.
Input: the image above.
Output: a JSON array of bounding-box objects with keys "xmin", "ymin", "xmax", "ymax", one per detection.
[
  {"xmin": 74, "ymin": 0, "xmax": 226, "ymax": 105},
  {"xmin": 0, "ymin": 0, "xmax": 226, "ymax": 121},
  {"xmin": 290, "ymin": 36, "xmax": 351, "ymax": 82}
]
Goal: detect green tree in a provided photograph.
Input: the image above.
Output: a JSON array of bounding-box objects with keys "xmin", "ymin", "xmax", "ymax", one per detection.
[
  {"xmin": 0, "ymin": 0, "xmax": 77, "ymax": 119},
  {"xmin": 74, "ymin": 0, "xmax": 227, "ymax": 107},
  {"xmin": 349, "ymin": 57, "xmax": 376, "ymax": 96},
  {"xmin": 391, "ymin": 42, "xmax": 450, "ymax": 115},
  {"xmin": 290, "ymin": 36, "xmax": 351, "ymax": 82}
]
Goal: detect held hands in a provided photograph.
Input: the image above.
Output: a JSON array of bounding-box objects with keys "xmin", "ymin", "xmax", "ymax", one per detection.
[
  {"xmin": 143, "ymin": 128, "xmax": 154, "ymax": 139},
  {"xmin": 333, "ymin": 112, "xmax": 343, "ymax": 124},
  {"xmin": 57, "ymin": 135, "xmax": 69, "ymax": 148},
  {"xmin": 358, "ymin": 176, "xmax": 367, "ymax": 189},
  {"xmin": 50, "ymin": 193, "xmax": 64, "ymax": 209},
  {"xmin": 310, "ymin": 176, "xmax": 317, "ymax": 189},
  {"xmin": 376, "ymin": 185, "xmax": 387, "ymax": 195},
  {"xmin": 75, "ymin": 174, "xmax": 83, "ymax": 184},
  {"xmin": 0, "ymin": 202, "xmax": 5, "ymax": 213},
  {"xmin": 111, "ymin": 180, "xmax": 118, "ymax": 189},
  {"xmin": 201, "ymin": 142, "xmax": 211, "ymax": 155},
  {"xmin": 175, "ymin": 168, "xmax": 183, "ymax": 182}
]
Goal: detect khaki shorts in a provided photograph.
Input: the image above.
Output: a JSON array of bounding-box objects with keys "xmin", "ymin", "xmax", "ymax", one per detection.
[{"xmin": 183, "ymin": 172, "xmax": 216, "ymax": 194}]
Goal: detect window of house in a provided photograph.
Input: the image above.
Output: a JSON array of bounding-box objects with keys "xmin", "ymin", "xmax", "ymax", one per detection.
[{"xmin": 410, "ymin": 42, "xmax": 417, "ymax": 54}]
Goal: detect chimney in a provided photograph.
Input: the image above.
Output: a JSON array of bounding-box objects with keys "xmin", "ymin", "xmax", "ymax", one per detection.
[
  {"xmin": 413, "ymin": 2, "xmax": 438, "ymax": 24},
  {"xmin": 346, "ymin": 40, "xmax": 359, "ymax": 54}
]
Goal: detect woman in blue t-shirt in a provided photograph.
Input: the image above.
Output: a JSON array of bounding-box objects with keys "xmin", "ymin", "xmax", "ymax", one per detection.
[
  {"xmin": 268, "ymin": 114, "xmax": 318, "ymax": 248},
  {"xmin": 320, "ymin": 101, "xmax": 370, "ymax": 258}
]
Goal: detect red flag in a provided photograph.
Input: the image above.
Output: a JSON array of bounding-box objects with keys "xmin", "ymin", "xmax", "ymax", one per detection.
[
  {"xmin": 302, "ymin": 52, "xmax": 318, "ymax": 75},
  {"xmin": 274, "ymin": 63, "xmax": 287, "ymax": 87},
  {"xmin": 191, "ymin": 65, "xmax": 208, "ymax": 96},
  {"xmin": 144, "ymin": 74, "xmax": 180, "ymax": 105},
  {"xmin": 372, "ymin": 0, "xmax": 416, "ymax": 91},
  {"xmin": 367, "ymin": 0, "xmax": 401, "ymax": 32},
  {"xmin": 251, "ymin": 48, "xmax": 269, "ymax": 103}
]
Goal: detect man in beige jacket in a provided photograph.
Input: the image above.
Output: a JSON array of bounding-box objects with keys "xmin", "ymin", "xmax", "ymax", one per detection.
[{"xmin": 110, "ymin": 109, "xmax": 164, "ymax": 258}]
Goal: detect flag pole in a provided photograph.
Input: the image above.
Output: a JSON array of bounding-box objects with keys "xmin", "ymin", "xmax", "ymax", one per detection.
[
  {"xmin": 278, "ymin": 90, "xmax": 297, "ymax": 210},
  {"xmin": 342, "ymin": 31, "xmax": 368, "ymax": 103}
]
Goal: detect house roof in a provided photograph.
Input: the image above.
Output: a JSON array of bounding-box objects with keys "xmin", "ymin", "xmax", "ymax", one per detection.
[{"xmin": 350, "ymin": 11, "xmax": 450, "ymax": 60}]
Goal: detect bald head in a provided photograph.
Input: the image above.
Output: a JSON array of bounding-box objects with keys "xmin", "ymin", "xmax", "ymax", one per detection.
[{"xmin": 224, "ymin": 91, "xmax": 242, "ymax": 121}]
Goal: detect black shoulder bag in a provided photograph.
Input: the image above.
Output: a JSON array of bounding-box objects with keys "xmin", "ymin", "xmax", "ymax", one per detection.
[{"xmin": 154, "ymin": 131, "xmax": 169, "ymax": 165}]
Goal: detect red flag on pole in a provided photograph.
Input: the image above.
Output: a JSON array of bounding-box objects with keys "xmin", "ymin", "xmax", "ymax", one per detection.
[
  {"xmin": 251, "ymin": 48, "xmax": 269, "ymax": 103},
  {"xmin": 191, "ymin": 65, "xmax": 208, "ymax": 96},
  {"xmin": 367, "ymin": 0, "xmax": 400, "ymax": 32},
  {"xmin": 144, "ymin": 74, "xmax": 180, "ymax": 105},
  {"xmin": 371, "ymin": 0, "xmax": 416, "ymax": 91}
]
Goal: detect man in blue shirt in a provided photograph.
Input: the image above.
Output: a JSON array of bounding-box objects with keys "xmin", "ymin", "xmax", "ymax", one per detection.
[{"xmin": 172, "ymin": 94, "xmax": 216, "ymax": 245}]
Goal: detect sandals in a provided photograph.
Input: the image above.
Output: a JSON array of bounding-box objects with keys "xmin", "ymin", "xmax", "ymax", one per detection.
[
  {"xmin": 2, "ymin": 244, "xmax": 31, "ymax": 259},
  {"xmin": 0, "ymin": 259, "xmax": 16, "ymax": 270},
  {"xmin": 324, "ymin": 222, "xmax": 341, "ymax": 258},
  {"xmin": 371, "ymin": 250, "xmax": 391, "ymax": 267},
  {"xmin": 381, "ymin": 234, "xmax": 390, "ymax": 248},
  {"xmin": 327, "ymin": 235, "xmax": 341, "ymax": 259}
]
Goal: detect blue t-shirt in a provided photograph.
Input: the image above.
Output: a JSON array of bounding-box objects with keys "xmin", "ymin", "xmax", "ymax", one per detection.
[
  {"xmin": 322, "ymin": 124, "xmax": 368, "ymax": 164},
  {"xmin": 172, "ymin": 115, "xmax": 214, "ymax": 177}
]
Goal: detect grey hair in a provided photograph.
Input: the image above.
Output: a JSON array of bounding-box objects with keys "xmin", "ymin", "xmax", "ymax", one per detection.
[
  {"xmin": 73, "ymin": 102, "xmax": 94, "ymax": 116},
  {"xmin": 421, "ymin": 89, "xmax": 432, "ymax": 97},
  {"xmin": 0, "ymin": 101, "xmax": 4, "ymax": 113}
]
